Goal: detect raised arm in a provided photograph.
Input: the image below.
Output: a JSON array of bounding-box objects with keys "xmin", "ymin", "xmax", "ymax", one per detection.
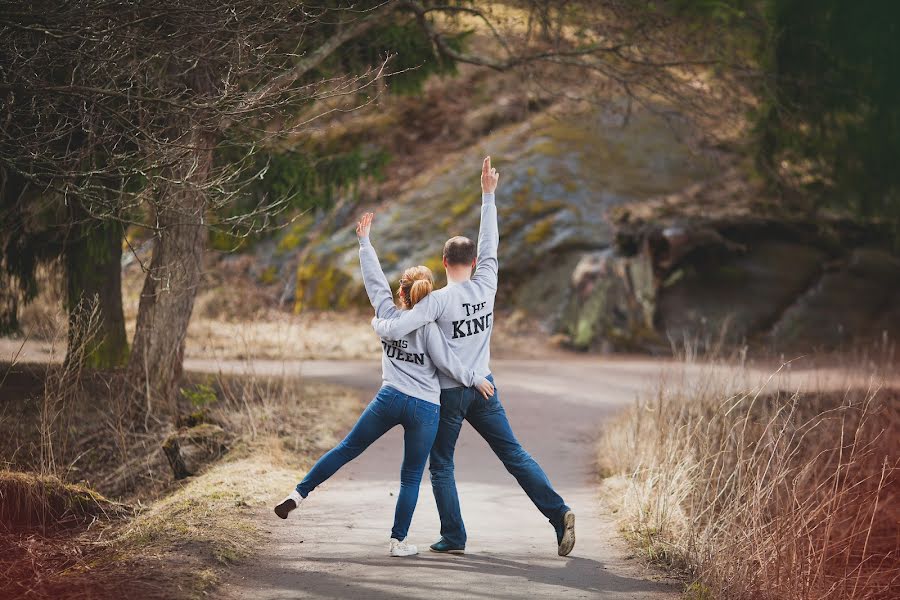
[
  {"xmin": 356, "ymin": 212, "xmax": 400, "ymax": 319},
  {"xmin": 424, "ymin": 323, "xmax": 495, "ymax": 399},
  {"xmin": 472, "ymin": 156, "xmax": 499, "ymax": 288},
  {"xmin": 371, "ymin": 292, "xmax": 444, "ymax": 340}
]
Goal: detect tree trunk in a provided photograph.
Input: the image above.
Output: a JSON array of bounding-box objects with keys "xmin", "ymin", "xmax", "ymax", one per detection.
[
  {"xmin": 65, "ymin": 215, "xmax": 129, "ymax": 368},
  {"xmin": 126, "ymin": 129, "xmax": 212, "ymax": 420}
]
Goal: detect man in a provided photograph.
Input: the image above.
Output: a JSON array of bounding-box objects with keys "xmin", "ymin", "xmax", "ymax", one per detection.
[{"xmin": 371, "ymin": 156, "xmax": 575, "ymax": 557}]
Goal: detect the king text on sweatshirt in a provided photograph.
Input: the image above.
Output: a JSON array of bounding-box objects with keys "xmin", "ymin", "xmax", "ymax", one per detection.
[{"xmin": 372, "ymin": 192, "xmax": 498, "ymax": 389}]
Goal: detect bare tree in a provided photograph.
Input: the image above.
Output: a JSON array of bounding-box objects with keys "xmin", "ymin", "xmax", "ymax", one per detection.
[
  {"xmin": 2, "ymin": 1, "xmax": 397, "ymax": 409},
  {"xmin": 2, "ymin": 1, "xmax": 756, "ymax": 423}
]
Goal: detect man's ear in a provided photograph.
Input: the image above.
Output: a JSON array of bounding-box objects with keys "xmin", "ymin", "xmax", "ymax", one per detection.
[
  {"xmin": 442, "ymin": 257, "xmax": 449, "ymax": 269},
  {"xmin": 471, "ymin": 258, "xmax": 477, "ymax": 268}
]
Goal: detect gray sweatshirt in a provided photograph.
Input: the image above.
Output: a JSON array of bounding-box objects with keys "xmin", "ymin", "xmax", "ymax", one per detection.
[
  {"xmin": 372, "ymin": 192, "xmax": 497, "ymax": 389},
  {"xmin": 358, "ymin": 236, "xmax": 480, "ymax": 404}
]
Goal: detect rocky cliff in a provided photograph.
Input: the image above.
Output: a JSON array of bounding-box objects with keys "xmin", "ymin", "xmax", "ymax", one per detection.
[{"xmin": 260, "ymin": 104, "xmax": 899, "ymax": 355}]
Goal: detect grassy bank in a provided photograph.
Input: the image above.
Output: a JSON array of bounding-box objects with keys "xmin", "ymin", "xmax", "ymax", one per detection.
[
  {"xmin": 0, "ymin": 357, "xmax": 362, "ymax": 599},
  {"xmin": 599, "ymin": 358, "xmax": 899, "ymax": 600}
]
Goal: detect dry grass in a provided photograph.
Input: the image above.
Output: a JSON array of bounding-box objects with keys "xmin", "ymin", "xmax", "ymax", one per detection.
[
  {"xmin": 109, "ymin": 448, "xmax": 304, "ymax": 600},
  {"xmin": 107, "ymin": 375, "xmax": 360, "ymax": 598},
  {"xmin": 0, "ymin": 471, "xmax": 128, "ymax": 533},
  {"xmin": 14, "ymin": 263, "xmax": 68, "ymax": 343},
  {"xmin": 4, "ymin": 307, "xmax": 563, "ymax": 366},
  {"xmin": 0, "ymin": 349, "xmax": 362, "ymax": 599},
  {"xmin": 182, "ymin": 311, "xmax": 381, "ymax": 361},
  {"xmin": 599, "ymin": 356, "xmax": 900, "ymax": 599}
]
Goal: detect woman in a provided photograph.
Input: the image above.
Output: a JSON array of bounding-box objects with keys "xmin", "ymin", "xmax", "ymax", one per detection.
[{"xmin": 274, "ymin": 212, "xmax": 494, "ymax": 557}]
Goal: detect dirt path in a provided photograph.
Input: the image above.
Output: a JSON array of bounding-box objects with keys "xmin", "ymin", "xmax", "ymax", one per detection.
[
  {"xmin": 204, "ymin": 357, "xmax": 687, "ymax": 600},
  {"xmin": 4, "ymin": 337, "xmax": 878, "ymax": 598},
  {"xmin": 193, "ymin": 355, "xmax": 882, "ymax": 600}
]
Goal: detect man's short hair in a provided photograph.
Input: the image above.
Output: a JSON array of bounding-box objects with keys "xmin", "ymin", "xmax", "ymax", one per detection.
[{"xmin": 443, "ymin": 236, "xmax": 476, "ymax": 266}]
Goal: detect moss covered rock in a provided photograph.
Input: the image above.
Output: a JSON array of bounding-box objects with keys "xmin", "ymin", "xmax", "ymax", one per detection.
[
  {"xmin": 282, "ymin": 106, "xmax": 710, "ymax": 321},
  {"xmin": 561, "ymin": 216, "xmax": 900, "ymax": 353},
  {"xmin": 561, "ymin": 245, "xmax": 661, "ymax": 352},
  {"xmin": 252, "ymin": 100, "xmax": 899, "ymax": 353}
]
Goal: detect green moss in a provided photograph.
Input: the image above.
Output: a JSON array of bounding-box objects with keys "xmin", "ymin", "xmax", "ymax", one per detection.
[
  {"xmin": 179, "ymin": 410, "xmax": 207, "ymax": 428},
  {"xmin": 423, "ymin": 255, "xmax": 447, "ymax": 288},
  {"xmin": 213, "ymin": 546, "xmax": 240, "ymax": 565},
  {"xmin": 498, "ymin": 204, "xmax": 518, "ymax": 219},
  {"xmin": 314, "ymin": 267, "xmax": 347, "ymax": 309},
  {"xmin": 293, "ymin": 262, "xmax": 318, "ymax": 313},
  {"xmin": 180, "ymin": 384, "xmax": 218, "ymax": 409},
  {"xmin": 512, "ymin": 184, "xmax": 532, "ymax": 207},
  {"xmin": 258, "ymin": 266, "xmax": 278, "ymax": 285},
  {"xmin": 83, "ymin": 338, "xmax": 129, "ymax": 369},
  {"xmin": 525, "ymin": 217, "xmax": 554, "ymax": 244},
  {"xmin": 684, "ymin": 582, "xmax": 715, "ymax": 600},
  {"xmin": 573, "ymin": 317, "xmax": 595, "ymax": 350},
  {"xmin": 294, "ymin": 260, "xmax": 357, "ymax": 312},
  {"xmin": 524, "ymin": 140, "xmax": 558, "ymax": 159},
  {"xmin": 450, "ymin": 194, "xmax": 479, "ymax": 217},
  {"xmin": 714, "ymin": 264, "xmax": 749, "ymax": 284},
  {"xmin": 276, "ymin": 216, "xmax": 313, "ymax": 254},
  {"xmin": 527, "ymin": 197, "xmax": 566, "ymax": 218},
  {"xmin": 66, "ymin": 219, "xmax": 130, "ymax": 368},
  {"xmin": 338, "ymin": 281, "xmax": 368, "ymax": 311},
  {"xmin": 209, "ymin": 230, "xmax": 247, "ymax": 252},
  {"xmin": 566, "ymin": 280, "xmax": 610, "ymax": 350}
]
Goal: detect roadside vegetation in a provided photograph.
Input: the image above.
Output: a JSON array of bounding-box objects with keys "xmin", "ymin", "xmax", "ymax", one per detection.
[
  {"xmin": 599, "ymin": 350, "xmax": 899, "ymax": 599},
  {"xmin": 0, "ymin": 330, "xmax": 362, "ymax": 599}
]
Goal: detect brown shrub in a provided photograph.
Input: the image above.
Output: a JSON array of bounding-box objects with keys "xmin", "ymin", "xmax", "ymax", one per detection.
[
  {"xmin": 0, "ymin": 470, "xmax": 129, "ymax": 533},
  {"xmin": 600, "ymin": 361, "xmax": 900, "ymax": 600}
]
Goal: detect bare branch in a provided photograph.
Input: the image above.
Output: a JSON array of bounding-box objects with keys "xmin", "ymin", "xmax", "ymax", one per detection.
[{"xmin": 237, "ymin": 2, "xmax": 398, "ymax": 114}]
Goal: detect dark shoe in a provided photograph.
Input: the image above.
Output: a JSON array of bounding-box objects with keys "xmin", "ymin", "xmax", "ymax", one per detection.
[
  {"xmin": 557, "ymin": 510, "xmax": 575, "ymax": 556},
  {"xmin": 429, "ymin": 538, "xmax": 466, "ymax": 554},
  {"xmin": 274, "ymin": 491, "xmax": 302, "ymax": 519}
]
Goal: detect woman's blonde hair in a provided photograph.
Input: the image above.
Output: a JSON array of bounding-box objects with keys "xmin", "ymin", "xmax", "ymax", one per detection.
[{"xmin": 398, "ymin": 266, "xmax": 434, "ymax": 309}]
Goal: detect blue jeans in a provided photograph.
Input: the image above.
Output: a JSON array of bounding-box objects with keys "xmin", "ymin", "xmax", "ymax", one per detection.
[
  {"xmin": 296, "ymin": 385, "xmax": 440, "ymax": 541},
  {"xmin": 430, "ymin": 375, "xmax": 570, "ymax": 547}
]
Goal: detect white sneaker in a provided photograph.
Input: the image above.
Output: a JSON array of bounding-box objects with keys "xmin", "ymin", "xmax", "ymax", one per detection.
[
  {"xmin": 557, "ymin": 510, "xmax": 576, "ymax": 557},
  {"xmin": 389, "ymin": 538, "xmax": 418, "ymax": 557},
  {"xmin": 274, "ymin": 490, "xmax": 303, "ymax": 519}
]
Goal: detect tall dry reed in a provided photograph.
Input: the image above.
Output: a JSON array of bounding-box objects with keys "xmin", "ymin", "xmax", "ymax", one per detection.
[{"xmin": 600, "ymin": 356, "xmax": 899, "ymax": 599}]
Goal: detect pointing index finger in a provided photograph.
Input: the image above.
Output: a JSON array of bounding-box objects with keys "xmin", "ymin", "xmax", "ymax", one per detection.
[{"xmin": 483, "ymin": 156, "xmax": 490, "ymax": 176}]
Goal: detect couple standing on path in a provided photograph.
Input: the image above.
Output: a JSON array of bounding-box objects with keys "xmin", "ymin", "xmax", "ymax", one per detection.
[{"xmin": 274, "ymin": 157, "xmax": 575, "ymax": 559}]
